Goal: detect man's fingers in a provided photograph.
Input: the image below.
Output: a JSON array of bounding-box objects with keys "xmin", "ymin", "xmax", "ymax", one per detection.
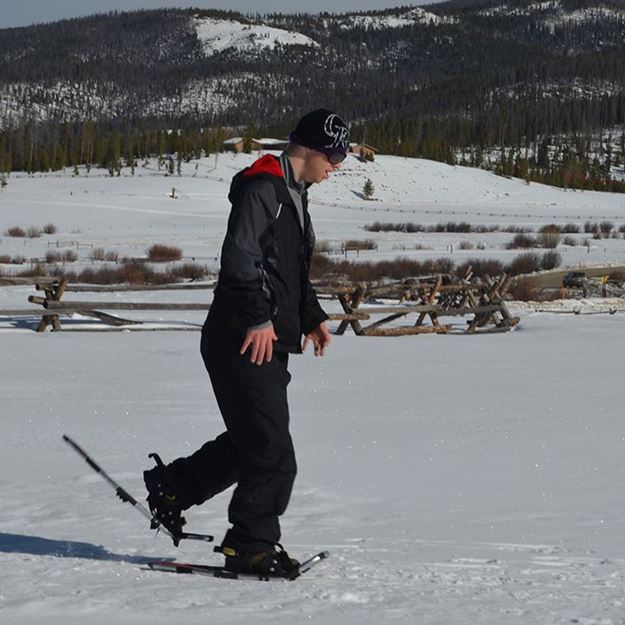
[
  {"xmin": 240, "ymin": 335, "xmax": 252, "ymax": 355},
  {"xmin": 265, "ymin": 340, "xmax": 273, "ymax": 364},
  {"xmin": 302, "ymin": 336, "xmax": 309, "ymax": 351},
  {"xmin": 250, "ymin": 339, "xmax": 260, "ymax": 363}
]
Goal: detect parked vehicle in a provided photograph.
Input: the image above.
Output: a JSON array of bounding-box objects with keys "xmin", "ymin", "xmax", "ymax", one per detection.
[{"xmin": 562, "ymin": 271, "xmax": 586, "ymax": 288}]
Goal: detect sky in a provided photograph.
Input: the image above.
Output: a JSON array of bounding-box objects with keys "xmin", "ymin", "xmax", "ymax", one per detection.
[{"xmin": 1, "ymin": 0, "xmax": 440, "ymax": 29}]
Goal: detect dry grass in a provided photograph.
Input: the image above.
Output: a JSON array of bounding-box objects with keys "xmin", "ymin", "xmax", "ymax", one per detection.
[
  {"xmin": 5, "ymin": 226, "xmax": 26, "ymax": 237},
  {"xmin": 343, "ymin": 239, "xmax": 377, "ymax": 251},
  {"xmin": 50, "ymin": 260, "xmax": 211, "ymax": 285},
  {"xmin": 147, "ymin": 244, "xmax": 183, "ymax": 262},
  {"xmin": 508, "ymin": 276, "xmax": 540, "ymax": 301}
]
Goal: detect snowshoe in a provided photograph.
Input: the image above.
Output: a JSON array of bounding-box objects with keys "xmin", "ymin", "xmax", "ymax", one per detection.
[
  {"xmin": 221, "ymin": 543, "xmax": 300, "ymax": 578},
  {"xmin": 143, "ymin": 452, "xmax": 186, "ymax": 545}
]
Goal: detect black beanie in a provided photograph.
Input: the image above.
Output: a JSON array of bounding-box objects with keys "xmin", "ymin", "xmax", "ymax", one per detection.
[{"xmin": 289, "ymin": 109, "xmax": 350, "ymax": 154}]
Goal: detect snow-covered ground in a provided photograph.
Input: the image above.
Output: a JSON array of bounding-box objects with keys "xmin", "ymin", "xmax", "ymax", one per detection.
[
  {"xmin": 2, "ymin": 154, "xmax": 625, "ymax": 624},
  {"xmin": 1, "ymin": 151, "xmax": 625, "ymax": 277}
]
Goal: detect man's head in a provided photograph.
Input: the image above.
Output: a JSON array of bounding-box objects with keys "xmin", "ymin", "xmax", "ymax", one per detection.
[{"xmin": 287, "ymin": 109, "xmax": 350, "ymax": 184}]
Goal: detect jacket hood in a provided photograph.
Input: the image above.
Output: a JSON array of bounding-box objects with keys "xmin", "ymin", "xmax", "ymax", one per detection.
[{"xmin": 228, "ymin": 155, "xmax": 284, "ymax": 204}]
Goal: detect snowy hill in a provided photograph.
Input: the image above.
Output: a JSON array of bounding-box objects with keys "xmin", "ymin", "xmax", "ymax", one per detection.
[
  {"xmin": 193, "ymin": 16, "xmax": 319, "ymax": 55},
  {"xmin": 337, "ymin": 7, "xmax": 457, "ymax": 29}
]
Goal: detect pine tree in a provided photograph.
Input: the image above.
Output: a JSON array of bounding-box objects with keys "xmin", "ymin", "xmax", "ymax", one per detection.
[{"xmin": 363, "ymin": 178, "xmax": 374, "ymax": 200}]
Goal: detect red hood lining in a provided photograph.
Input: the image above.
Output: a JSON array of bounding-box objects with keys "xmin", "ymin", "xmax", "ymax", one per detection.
[{"xmin": 243, "ymin": 155, "xmax": 284, "ymax": 178}]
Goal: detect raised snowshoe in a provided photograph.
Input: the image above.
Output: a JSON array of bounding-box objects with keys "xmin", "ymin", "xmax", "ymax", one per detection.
[{"xmin": 143, "ymin": 453, "xmax": 186, "ymax": 545}]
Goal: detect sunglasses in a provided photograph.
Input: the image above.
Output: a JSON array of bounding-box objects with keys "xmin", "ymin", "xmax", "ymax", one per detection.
[
  {"xmin": 322, "ymin": 150, "xmax": 347, "ymax": 165},
  {"xmin": 289, "ymin": 132, "xmax": 347, "ymax": 165}
]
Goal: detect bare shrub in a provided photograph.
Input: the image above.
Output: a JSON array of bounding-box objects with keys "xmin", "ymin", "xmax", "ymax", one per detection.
[
  {"xmin": 599, "ymin": 221, "xmax": 614, "ymax": 237},
  {"xmin": 508, "ymin": 276, "xmax": 540, "ymax": 301},
  {"xmin": 45, "ymin": 251, "xmax": 62, "ymax": 263},
  {"xmin": 5, "ymin": 226, "xmax": 26, "ymax": 237},
  {"xmin": 405, "ymin": 223, "xmax": 425, "ymax": 233},
  {"xmin": 147, "ymin": 244, "xmax": 183, "ymax": 262},
  {"xmin": 458, "ymin": 241, "xmax": 474, "ymax": 250},
  {"xmin": 0, "ymin": 255, "xmax": 10, "ymax": 263},
  {"xmin": 311, "ymin": 254, "xmax": 509, "ymax": 283},
  {"xmin": 537, "ymin": 231, "xmax": 560, "ymax": 248},
  {"xmin": 474, "ymin": 225, "xmax": 499, "ymax": 233},
  {"xmin": 562, "ymin": 236, "xmax": 577, "ymax": 246},
  {"xmin": 584, "ymin": 221, "xmax": 599, "ymax": 234},
  {"xmin": 90, "ymin": 248, "xmax": 107, "ymax": 261},
  {"xmin": 27, "ymin": 226, "xmax": 42, "ymax": 238},
  {"xmin": 104, "ymin": 251, "xmax": 119, "ymax": 262},
  {"xmin": 619, "ymin": 225, "xmax": 625, "ymax": 234},
  {"xmin": 343, "ymin": 239, "xmax": 377, "ymax": 251},
  {"xmin": 42, "ymin": 223, "xmax": 57, "ymax": 234},
  {"xmin": 562, "ymin": 223, "xmax": 580, "ymax": 233},
  {"xmin": 539, "ymin": 224, "xmax": 561, "ymax": 234},
  {"xmin": 12, "ymin": 255, "xmax": 26, "ymax": 265},
  {"xmin": 169, "ymin": 263, "xmax": 210, "ymax": 281},
  {"xmin": 506, "ymin": 233, "xmax": 537, "ymax": 249},
  {"xmin": 456, "ymin": 258, "xmax": 505, "ymax": 278},
  {"xmin": 62, "ymin": 250, "xmax": 78, "ymax": 262},
  {"xmin": 17, "ymin": 263, "xmax": 46, "ymax": 277},
  {"xmin": 540, "ymin": 250, "xmax": 562, "ymax": 270},
  {"xmin": 503, "ymin": 226, "xmax": 534, "ymax": 233},
  {"xmin": 507, "ymin": 252, "xmax": 541, "ymax": 276}
]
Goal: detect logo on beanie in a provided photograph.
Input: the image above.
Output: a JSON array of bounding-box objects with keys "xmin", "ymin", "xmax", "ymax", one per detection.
[{"xmin": 323, "ymin": 114, "xmax": 349, "ymax": 150}]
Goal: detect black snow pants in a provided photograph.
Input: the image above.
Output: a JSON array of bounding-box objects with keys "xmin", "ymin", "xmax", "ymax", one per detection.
[{"xmin": 165, "ymin": 310, "xmax": 297, "ymax": 553}]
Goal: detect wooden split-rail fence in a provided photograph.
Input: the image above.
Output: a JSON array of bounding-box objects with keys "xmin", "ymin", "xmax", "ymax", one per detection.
[
  {"xmin": 0, "ymin": 270, "xmax": 519, "ymax": 334},
  {"xmin": 314, "ymin": 270, "xmax": 519, "ymax": 336}
]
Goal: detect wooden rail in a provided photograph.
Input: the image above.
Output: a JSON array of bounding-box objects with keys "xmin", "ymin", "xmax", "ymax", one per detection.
[{"xmin": 1, "ymin": 271, "xmax": 519, "ymax": 335}]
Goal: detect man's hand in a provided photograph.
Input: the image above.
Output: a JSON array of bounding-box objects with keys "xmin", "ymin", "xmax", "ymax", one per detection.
[
  {"xmin": 302, "ymin": 322, "xmax": 331, "ymax": 357},
  {"xmin": 240, "ymin": 325, "xmax": 278, "ymax": 365}
]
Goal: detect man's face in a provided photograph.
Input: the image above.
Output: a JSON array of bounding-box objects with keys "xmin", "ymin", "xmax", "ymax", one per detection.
[{"xmin": 301, "ymin": 149, "xmax": 342, "ymax": 184}]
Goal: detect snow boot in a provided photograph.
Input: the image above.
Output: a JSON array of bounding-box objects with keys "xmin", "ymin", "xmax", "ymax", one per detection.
[
  {"xmin": 143, "ymin": 453, "xmax": 186, "ymax": 545},
  {"xmin": 222, "ymin": 543, "xmax": 300, "ymax": 577}
]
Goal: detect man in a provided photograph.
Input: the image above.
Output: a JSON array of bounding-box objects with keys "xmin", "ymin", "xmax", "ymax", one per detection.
[{"xmin": 144, "ymin": 109, "xmax": 350, "ymax": 577}]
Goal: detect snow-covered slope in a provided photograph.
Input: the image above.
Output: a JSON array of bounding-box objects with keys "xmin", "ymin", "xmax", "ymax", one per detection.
[
  {"xmin": 193, "ymin": 16, "xmax": 319, "ymax": 55},
  {"xmin": 1, "ymin": 152, "xmax": 625, "ymax": 278},
  {"xmin": 337, "ymin": 7, "xmax": 456, "ymax": 29}
]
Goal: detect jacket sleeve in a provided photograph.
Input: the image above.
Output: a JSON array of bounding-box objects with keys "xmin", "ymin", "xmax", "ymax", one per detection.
[
  {"xmin": 218, "ymin": 179, "xmax": 279, "ymax": 329},
  {"xmin": 302, "ymin": 223, "xmax": 329, "ymax": 335}
]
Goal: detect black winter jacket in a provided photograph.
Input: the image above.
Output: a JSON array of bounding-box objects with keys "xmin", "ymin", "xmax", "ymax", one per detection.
[{"xmin": 208, "ymin": 154, "xmax": 328, "ymax": 353}]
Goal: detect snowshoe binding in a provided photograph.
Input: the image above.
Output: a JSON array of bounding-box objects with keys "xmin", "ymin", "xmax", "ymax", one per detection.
[
  {"xmin": 221, "ymin": 543, "xmax": 300, "ymax": 578},
  {"xmin": 143, "ymin": 452, "xmax": 186, "ymax": 546}
]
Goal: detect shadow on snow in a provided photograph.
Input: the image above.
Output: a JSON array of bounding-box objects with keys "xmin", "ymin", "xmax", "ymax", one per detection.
[{"xmin": 0, "ymin": 532, "xmax": 169, "ymax": 565}]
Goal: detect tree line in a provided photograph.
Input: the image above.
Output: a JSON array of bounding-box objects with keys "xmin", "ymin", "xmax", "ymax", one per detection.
[{"xmin": 1, "ymin": 2, "xmax": 625, "ymax": 190}]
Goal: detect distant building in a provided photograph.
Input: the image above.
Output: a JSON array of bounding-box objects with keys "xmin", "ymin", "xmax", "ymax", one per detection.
[
  {"xmin": 251, "ymin": 138, "xmax": 289, "ymax": 152},
  {"xmin": 350, "ymin": 142, "xmax": 379, "ymax": 160},
  {"xmin": 223, "ymin": 137, "xmax": 244, "ymax": 153}
]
